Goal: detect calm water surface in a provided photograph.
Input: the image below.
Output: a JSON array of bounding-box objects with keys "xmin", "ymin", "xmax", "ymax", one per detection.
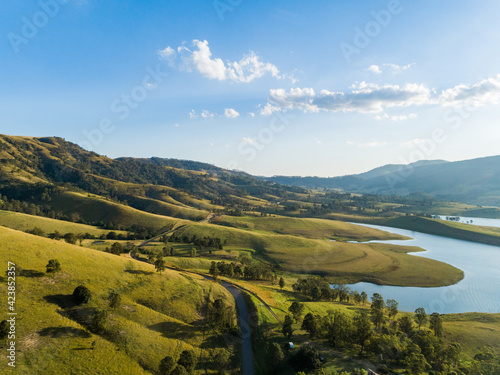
[
  {"xmin": 434, "ymin": 215, "xmax": 500, "ymax": 228},
  {"xmin": 343, "ymin": 223, "xmax": 500, "ymax": 314}
]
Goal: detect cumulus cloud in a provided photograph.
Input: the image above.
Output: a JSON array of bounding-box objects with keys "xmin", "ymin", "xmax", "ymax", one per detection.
[
  {"xmin": 439, "ymin": 74, "xmax": 500, "ymax": 107},
  {"xmin": 224, "ymin": 108, "xmax": 240, "ymax": 118},
  {"xmin": 376, "ymin": 113, "xmax": 418, "ymax": 121},
  {"xmin": 189, "ymin": 109, "xmax": 198, "ymax": 119},
  {"xmin": 367, "ymin": 63, "xmax": 415, "ymax": 75},
  {"xmin": 158, "ymin": 46, "xmax": 176, "ymax": 67},
  {"xmin": 159, "ymin": 40, "xmax": 286, "ymax": 83},
  {"xmin": 201, "ymin": 110, "xmax": 216, "ymax": 119},
  {"xmin": 367, "ymin": 65, "xmax": 382, "ymax": 74},
  {"xmin": 261, "ymin": 82, "xmax": 432, "ymax": 115}
]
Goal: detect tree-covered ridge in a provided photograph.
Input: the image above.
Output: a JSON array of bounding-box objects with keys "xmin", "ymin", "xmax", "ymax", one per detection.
[{"xmin": 0, "ymin": 134, "xmax": 305, "ymax": 204}]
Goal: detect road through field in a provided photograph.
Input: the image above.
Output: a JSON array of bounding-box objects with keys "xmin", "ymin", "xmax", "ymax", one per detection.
[{"xmin": 129, "ymin": 250, "xmax": 256, "ymax": 375}]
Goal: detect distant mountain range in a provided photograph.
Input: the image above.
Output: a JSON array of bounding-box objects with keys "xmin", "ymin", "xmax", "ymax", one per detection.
[{"xmin": 267, "ymin": 156, "xmax": 500, "ymax": 206}]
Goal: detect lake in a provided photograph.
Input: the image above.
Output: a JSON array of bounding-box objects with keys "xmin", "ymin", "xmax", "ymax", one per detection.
[
  {"xmin": 343, "ymin": 223, "xmax": 500, "ymax": 314},
  {"xmin": 433, "ymin": 215, "xmax": 500, "ymax": 228}
]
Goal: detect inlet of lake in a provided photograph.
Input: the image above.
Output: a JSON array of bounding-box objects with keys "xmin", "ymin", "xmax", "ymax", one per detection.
[{"xmin": 342, "ymin": 222, "xmax": 500, "ymax": 314}]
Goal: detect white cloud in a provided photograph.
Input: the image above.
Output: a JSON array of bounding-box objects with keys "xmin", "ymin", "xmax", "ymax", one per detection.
[
  {"xmin": 173, "ymin": 123, "xmax": 180, "ymax": 127},
  {"xmin": 189, "ymin": 110, "xmax": 198, "ymax": 119},
  {"xmin": 201, "ymin": 110, "xmax": 216, "ymax": 119},
  {"xmin": 389, "ymin": 113, "xmax": 418, "ymax": 121},
  {"xmin": 159, "ymin": 40, "xmax": 286, "ymax": 83},
  {"xmin": 367, "ymin": 63, "xmax": 415, "ymax": 75},
  {"xmin": 158, "ymin": 46, "xmax": 176, "ymax": 67},
  {"xmin": 401, "ymin": 138, "xmax": 426, "ymax": 148},
  {"xmin": 262, "ymin": 82, "xmax": 432, "ymax": 115},
  {"xmin": 439, "ymin": 74, "xmax": 500, "ymax": 107},
  {"xmin": 242, "ymin": 137, "xmax": 256, "ymax": 144},
  {"xmin": 366, "ymin": 111, "xmax": 417, "ymax": 121},
  {"xmin": 224, "ymin": 108, "xmax": 240, "ymax": 119},
  {"xmin": 367, "ymin": 65, "xmax": 382, "ymax": 74},
  {"xmin": 249, "ymin": 112, "xmax": 255, "ymax": 117}
]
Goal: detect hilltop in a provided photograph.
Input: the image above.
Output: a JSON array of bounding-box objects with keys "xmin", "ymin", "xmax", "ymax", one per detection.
[{"xmin": 268, "ymin": 155, "xmax": 500, "ymax": 206}]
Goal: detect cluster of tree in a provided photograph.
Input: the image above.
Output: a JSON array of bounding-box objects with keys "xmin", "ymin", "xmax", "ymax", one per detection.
[
  {"xmin": 25, "ymin": 226, "xmax": 151, "ymax": 245},
  {"xmin": 159, "ymin": 350, "xmax": 197, "ymax": 375},
  {"xmin": 166, "ymin": 234, "xmax": 223, "ymax": 250},
  {"xmin": 209, "ymin": 260, "xmax": 276, "ymax": 281},
  {"xmin": 280, "ymin": 294, "xmax": 479, "ymax": 375},
  {"xmin": 105, "ymin": 241, "xmax": 136, "ymax": 255},
  {"xmin": 292, "ymin": 277, "xmax": 366, "ymax": 304},
  {"xmin": 206, "ymin": 298, "xmax": 236, "ymax": 334}
]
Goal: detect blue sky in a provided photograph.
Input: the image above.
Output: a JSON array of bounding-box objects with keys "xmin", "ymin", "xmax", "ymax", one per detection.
[{"xmin": 1, "ymin": 0, "xmax": 500, "ymax": 177}]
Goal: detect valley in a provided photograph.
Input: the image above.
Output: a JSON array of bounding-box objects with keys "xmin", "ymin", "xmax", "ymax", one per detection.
[{"xmin": 1, "ymin": 134, "xmax": 499, "ymax": 374}]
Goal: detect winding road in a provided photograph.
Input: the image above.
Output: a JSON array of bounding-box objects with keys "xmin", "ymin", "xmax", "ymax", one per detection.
[{"xmin": 128, "ymin": 249, "xmax": 259, "ymax": 375}]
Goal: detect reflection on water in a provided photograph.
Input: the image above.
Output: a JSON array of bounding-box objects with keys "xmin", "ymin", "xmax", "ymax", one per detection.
[
  {"xmin": 341, "ymin": 223, "xmax": 500, "ymax": 314},
  {"xmin": 433, "ymin": 215, "xmax": 500, "ymax": 228}
]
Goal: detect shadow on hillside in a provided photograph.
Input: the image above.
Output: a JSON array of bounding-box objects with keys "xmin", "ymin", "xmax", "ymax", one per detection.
[
  {"xmin": 44, "ymin": 294, "xmax": 75, "ymax": 309},
  {"xmin": 124, "ymin": 269, "xmax": 154, "ymax": 275},
  {"xmin": 148, "ymin": 321, "xmax": 197, "ymax": 340},
  {"xmin": 200, "ymin": 331, "xmax": 240, "ymax": 349},
  {"xmin": 20, "ymin": 269, "xmax": 45, "ymax": 278},
  {"xmin": 39, "ymin": 326, "xmax": 91, "ymax": 338}
]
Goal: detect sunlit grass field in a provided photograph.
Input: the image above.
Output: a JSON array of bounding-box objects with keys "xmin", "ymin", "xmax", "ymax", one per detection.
[{"xmin": 0, "ymin": 226, "xmax": 234, "ymax": 374}]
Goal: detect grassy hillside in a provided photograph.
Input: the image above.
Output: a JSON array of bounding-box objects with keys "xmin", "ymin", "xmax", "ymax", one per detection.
[
  {"xmin": 375, "ymin": 216, "xmax": 500, "ymax": 246},
  {"xmin": 443, "ymin": 313, "xmax": 500, "ymax": 358},
  {"xmin": 49, "ymin": 191, "xmax": 186, "ymax": 232},
  {"xmin": 213, "ymin": 215, "xmax": 410, "ymax": 241},
  {"xmin": 0, "ymin": 210, "xmax": 127, "ymax": 237},
  {"xmin": 0, "ymin": 226, "xmax": 235, "ymax": 374},
  {"xmin": 171, "ymin": 220, "xmax": 464, "ymax": 287}
]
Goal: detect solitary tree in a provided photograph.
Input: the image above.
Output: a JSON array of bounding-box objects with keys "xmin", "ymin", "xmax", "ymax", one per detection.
[
  {"xmin": 72, "ymin": 285, "xmax": 91, "ymax": 305},
  {"xmin": 177, "ymin": 350, "xmax": 196, "ymax": 373},
  {"xmin": 279, "ymin": 277, "xmax": 286, "ymax": 290},
  {"xmin": 46, "ymin": 259, "xmax": 61, "ymax": 277},
  {"xmin": 108, "ymin": 292, "xmax": 122, "ymax": 310},
  {"xmin": 159, "ymin": 356, "xmax": 175, "ymax": 375},
  {"xmin": 386, "ymin": 299, "xmax": 399, "ymax": 319},
  {"xmin": 288, "ymin": 301, "xmax": 305, "ymax": 322},
  {"xmin": 291, "ymin": 344, "xmax": 322, "ymax": 371},
  {"xmin": 267, "ymin": 342, "xmax": 285, "ymax": 369},
  {"xmin": 360, "ymin": 291, "xmax": 368, "ymax": 305},
  {"xmin": 414, "ymin": 307, "xmax": 428, "ymax": 330},
  {"xmin": 371, "ymin": 293, "xmax": 386, "ymax": 328},
  {"xmin": 282, "ymin": 315, "xmax": 294, "ymax": 339},
  {"xmin": 429, "ymin": 312, "xmax": 443, "ymax": 337},
  {"xmin": 301, "ymin": 313, "xmax": 319, "ymax": 338},
  {"xmin": 0, "ymin": 320, "xmax": 9, "ymax": 340},
  {"xmin": 76, "ymin": 233, "xmax": 84, "ymax": 246},
  {"xmin": 398, "ymin": 315, "xmax": 414, "ymax": 335},
  {"xmin": 155, "ymin": 255, "xmax": 166, "ymax": 275},
  {"xmin": 63, "ymin": 232, "xmax": 77, "ymax": 244},
  {"xmin": 312, "ymin": 286, "xmax": 322, "ymax": 301},
  {"xmin": 91, "ymin": 310, "xmax": 109, "ymax": 334}
]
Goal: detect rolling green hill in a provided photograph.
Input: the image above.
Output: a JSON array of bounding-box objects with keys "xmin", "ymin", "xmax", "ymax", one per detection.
[{"xmin": 0, "ymin": 226, "xmax": 235, "ymax": 374}]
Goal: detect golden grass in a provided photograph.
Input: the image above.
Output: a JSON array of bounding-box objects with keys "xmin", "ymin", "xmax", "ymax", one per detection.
[
  {"xmin": 0, "ymin": 210, "xmax": 127, "ymax": 236},
  {"xmin": 0, "ymin": 226, "xmax": 234, "ymax": 374}
]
